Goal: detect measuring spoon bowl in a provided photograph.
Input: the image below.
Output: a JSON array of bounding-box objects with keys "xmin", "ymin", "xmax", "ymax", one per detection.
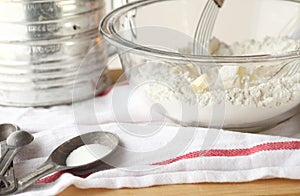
[
  {"xmin": 0, "ymin": 131, "xmax": 34, "ymax": 177},
  {"xmin": 0, "ymin": 124, "xmax": 19, "ymax": 143},
  {"xmin": 17, "ymin": 131, "xmax": 119, "ymax": 193},
  {"xmin": 0, "ymin": 123, "xmax": 19, "ymax": 162},
  {"xmin": 6, "ymin": 131, "xmax": 34, "ymax": 149}
]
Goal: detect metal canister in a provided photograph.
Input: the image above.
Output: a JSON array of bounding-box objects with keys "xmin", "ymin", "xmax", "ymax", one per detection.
[{"xmin": 0, "ymin": 0, "xmax": 110, "ymax": 107}]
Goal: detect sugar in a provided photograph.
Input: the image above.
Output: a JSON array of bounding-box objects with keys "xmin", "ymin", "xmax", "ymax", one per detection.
[{"xmin": 66, "ymin": 144, "xmax": 112, "ymax": 167}]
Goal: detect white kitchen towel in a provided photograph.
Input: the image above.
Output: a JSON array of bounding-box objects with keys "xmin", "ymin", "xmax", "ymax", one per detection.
[{"xmin": 0, "ymin": 84, "xmax": 298, "ymax": 195}]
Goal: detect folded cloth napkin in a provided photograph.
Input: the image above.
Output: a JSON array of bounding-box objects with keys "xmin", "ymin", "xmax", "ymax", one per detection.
[{"xmin": 0, "ymin": 84, "xmax": 299, "ymax": 196}]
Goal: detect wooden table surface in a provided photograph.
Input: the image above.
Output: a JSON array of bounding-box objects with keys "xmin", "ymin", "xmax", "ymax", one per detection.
[
  {"xmin": 59, "ymin": 69, "xmax": 300, "ymax": 196},
  {"xmin": 59, "ymin": 179, "xmax": 300, "ymax": 196}
]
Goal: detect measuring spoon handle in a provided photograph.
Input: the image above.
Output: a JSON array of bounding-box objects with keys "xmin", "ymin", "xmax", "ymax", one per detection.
[
  {"xmin": 0, "ymin": 149, "xmax": 18, "ymax": 176},
  {"xmin": 17, "ymin": 160, "xmax": 60, "ymax": 193}
]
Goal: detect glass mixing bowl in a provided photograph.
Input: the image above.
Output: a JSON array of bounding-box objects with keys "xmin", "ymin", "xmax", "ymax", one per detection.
[{"xmin": 100, "ymin": 0, "xmax": 300, "ymax": 132}]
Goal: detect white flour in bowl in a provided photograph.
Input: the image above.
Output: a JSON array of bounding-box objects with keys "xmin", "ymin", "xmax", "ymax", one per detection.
[{"xmin": 132, "ymin": 37, "xmax": 300, "ymax": 129}]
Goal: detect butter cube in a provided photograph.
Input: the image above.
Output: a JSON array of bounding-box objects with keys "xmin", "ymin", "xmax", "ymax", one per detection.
[
  {"xmin": 219, "ymin": 66, "xmax": 245, "ymax": 88},
  {"xmin": 185, "ymin": 63, "xmax": 200, "ymax": 75},
  {"xmin": 209, "ymin": 37, "xmax": 221, "ymax": 54},
  {"xmin": 191, "ymin": 74, "xmax": 210, "ymax": 92}
]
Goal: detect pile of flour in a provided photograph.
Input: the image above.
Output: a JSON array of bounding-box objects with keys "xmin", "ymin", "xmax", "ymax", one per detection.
[
  {"xmin": 132, "ymin": 37, "xmax": 300, "ymax": 129},
  {"xmin": 210, "ymin": 36, "xmax": 300, "ymax": 55}
]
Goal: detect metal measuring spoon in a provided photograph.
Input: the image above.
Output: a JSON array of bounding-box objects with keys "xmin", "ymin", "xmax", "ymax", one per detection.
[
  {"xmin": 16, "ymin": 131, "xmax": 119, "ymax": 193},
  {"xmin": 0, "ymin": 124, "xmax": 19, "ymax": 145},
  {"xmin": 0, "ymin": 123, "xmax": 19, "ymax": 194},
  {"xmin": 0, "ymin": 131, "xmax": 34, "ymax": 177}
]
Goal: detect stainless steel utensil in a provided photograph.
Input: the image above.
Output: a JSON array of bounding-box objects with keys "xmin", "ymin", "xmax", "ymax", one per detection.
[
  {"xmin": 193, "ymin": 0, "xmax": 224, "ymax": 55},
  {"xmin": 0, "ymin": 164, "xmax": 17, "ymax": 195},
  {"xmin": 271, "ymin": 49, "xmax": 300, "ymax": 79},
  {"xmin": 0, "ymin": 124, "xmax": 19, "ymax": 195},
  {"xmin": 0, "ymin": 131, "xmax": 34, "ymax": 178},
  {"xmin": 16, "ymin": 131, "xmax": 119, "ymax": 193},
  {"xmin": 0, "ymin": 124, "xmax": 19, "ymax": 142}
]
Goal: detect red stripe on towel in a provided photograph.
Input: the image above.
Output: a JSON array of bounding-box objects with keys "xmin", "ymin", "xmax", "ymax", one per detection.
[
  {"xmin": 36, "ymin": 171, "xmax": 91, "ymax": 184},
  {"xmin": 152, "ymin": 141, "xmax": 300, "ymax": 165},
  {"xmin": 36, "ymin": 171, "xmax": 65, "ymax": 184},
  {"xmin": 36, "ymin": 140, "xmax": 300, "ymax": 184}
]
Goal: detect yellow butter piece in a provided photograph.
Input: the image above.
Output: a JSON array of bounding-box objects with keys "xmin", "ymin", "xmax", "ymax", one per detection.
[
  {"xmin": 172, "ymin": 66, "xmax": 181, "ymax": 74},
  {"xmin": 209, "ymin": 37, "xmax": 221, "ymax": 54},
  {"xmin": 219, "ymin": 66, "xmax": 245, "ymax": 88},
  {"xmin": 185, "ymin": 63, "xmax": 200, "ymax": 75},
  {"xmin": 191, "ymin": 74, "xmax": 210, "ymax": 92}
]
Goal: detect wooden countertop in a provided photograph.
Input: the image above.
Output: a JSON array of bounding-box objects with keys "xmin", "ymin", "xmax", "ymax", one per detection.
[
  {"xmin": 60, "ymin": 179, "xmax": 300, "ymax": 196},
  {"xmin": 59, "ymin": 69, "xmax": 300, "ymax": 196}
]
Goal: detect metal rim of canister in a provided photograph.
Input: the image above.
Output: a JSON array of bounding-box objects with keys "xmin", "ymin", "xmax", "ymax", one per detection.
[{"xmin": 0, "ymin": 0, "xmax": 106, "ymax": 23}]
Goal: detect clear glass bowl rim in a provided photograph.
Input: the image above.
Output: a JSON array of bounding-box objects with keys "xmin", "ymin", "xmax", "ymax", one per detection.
[{"xmin": 100, "ymin": 0, "xmax": 300, "ymax": 64}]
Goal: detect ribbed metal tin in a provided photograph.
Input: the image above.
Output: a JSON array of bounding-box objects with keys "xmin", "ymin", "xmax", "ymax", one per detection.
[
  {"xmin": 0, "ymin": 0, "xmax": 110, "ymax": 106},
  {"xmin": 0, "ymin": 0, "xmax": 105, "ymax": 22}
]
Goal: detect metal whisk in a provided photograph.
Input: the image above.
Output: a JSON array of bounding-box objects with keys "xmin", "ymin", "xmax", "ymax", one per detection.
[{"xmin": 193, "ymin": 0, "xmax": 224, "ymax": 55}]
